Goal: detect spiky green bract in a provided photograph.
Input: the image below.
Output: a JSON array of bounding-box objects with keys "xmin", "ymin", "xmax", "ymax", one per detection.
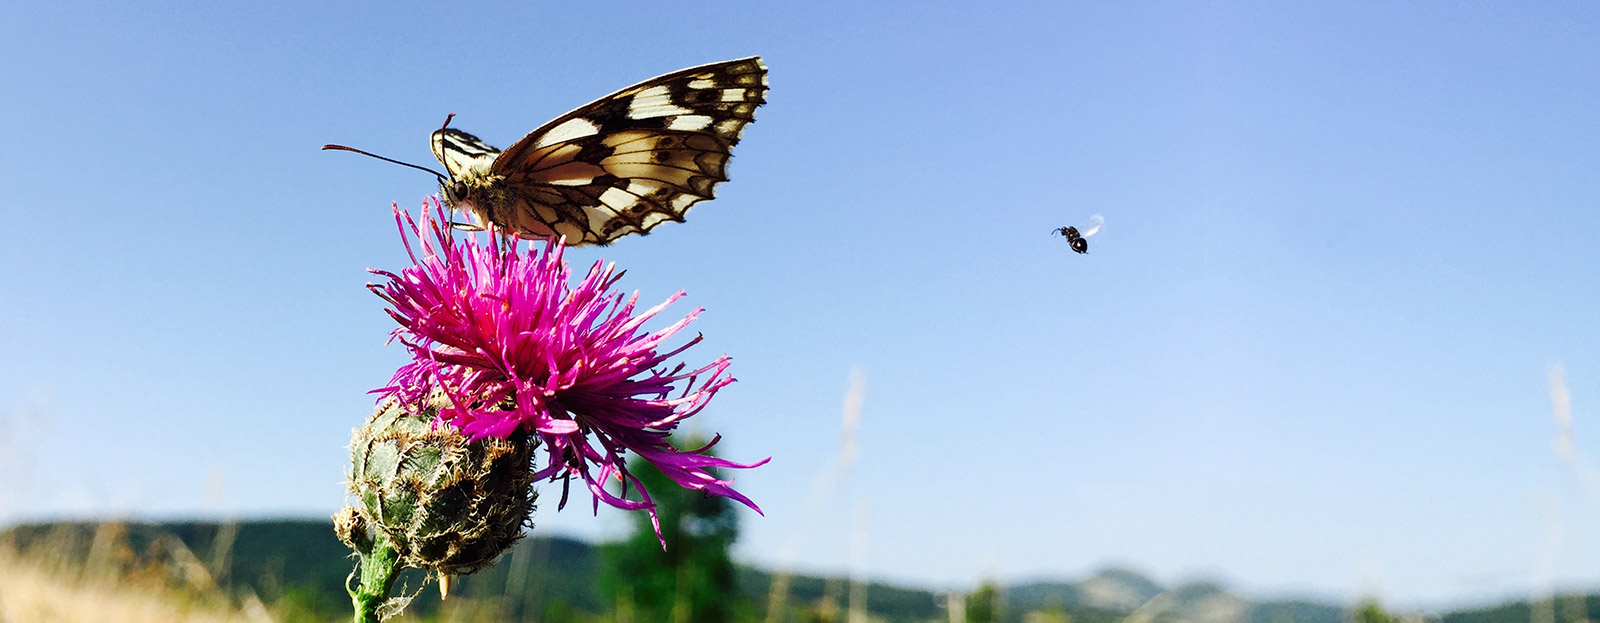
[{"xmin": 344, "ymin": 397, "xmax": 537, "ymax": 576}]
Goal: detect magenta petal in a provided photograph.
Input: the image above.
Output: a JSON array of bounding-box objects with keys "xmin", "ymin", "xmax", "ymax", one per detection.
[{"xmin": 538, "ymin": 419, "xmax": 580, "ymax": 434}]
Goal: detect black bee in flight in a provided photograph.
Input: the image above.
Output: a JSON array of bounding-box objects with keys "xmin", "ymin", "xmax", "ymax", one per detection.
[{"xmin": 1053, "ymin": 214, "xmax": 1103, "ymax": 254}]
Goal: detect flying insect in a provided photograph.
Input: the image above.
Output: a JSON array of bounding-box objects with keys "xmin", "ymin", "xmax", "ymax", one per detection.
[{"xmin": 1053, "ymin": 214, "xmax": 1104, "ymax": 254}]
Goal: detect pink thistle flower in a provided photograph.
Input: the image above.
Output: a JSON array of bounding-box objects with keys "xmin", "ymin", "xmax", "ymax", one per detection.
[{"xmin": 369, "ymin": 198, "xmax": 767, "ymax": 540}]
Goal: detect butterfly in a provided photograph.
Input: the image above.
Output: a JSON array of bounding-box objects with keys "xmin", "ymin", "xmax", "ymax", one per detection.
[
  {"xmin": 327, "ymin": 57, "xmax": 768, "ymax": 246},
  {"xmin": 1053, "ymin": 214, "xmax": 1104, "ymax": 254}
]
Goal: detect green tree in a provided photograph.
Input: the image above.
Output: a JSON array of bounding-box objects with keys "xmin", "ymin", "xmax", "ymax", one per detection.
[
  {"xmin": 1355, "ymin": 599, "xmax": 1402, "ymax": 623},
  {"xmin": 967, "ymin": 581, "xmax": 1002, "ymax": 623},
  {"xmin": 600, "ymin": 437, "xmax": 744, "ymax": 623}
]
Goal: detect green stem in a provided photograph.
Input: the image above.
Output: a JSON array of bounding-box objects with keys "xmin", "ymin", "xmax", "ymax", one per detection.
[{"xmin": 349, "ymin": 529, "xmax": 403, "ymax": 623}]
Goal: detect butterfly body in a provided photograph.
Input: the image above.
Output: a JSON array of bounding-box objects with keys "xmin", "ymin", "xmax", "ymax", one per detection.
[{"xmin": 428, "ymin": 57, "xmax": 768, "ymax": 246}]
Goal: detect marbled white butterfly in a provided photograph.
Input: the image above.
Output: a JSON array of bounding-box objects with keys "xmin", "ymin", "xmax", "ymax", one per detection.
[{"xmin": 327, "ymin": 57, "xmax": 768, "ymax": 246}]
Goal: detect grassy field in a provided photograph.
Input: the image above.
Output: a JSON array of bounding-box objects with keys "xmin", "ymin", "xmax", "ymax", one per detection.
[
  {"xmin": 8, "ymin": 518, "xmax": 1600, "ymax": 623},
  {"xmin": 0, "ymin": 522, "xmax": 274, "ymax": 623}
]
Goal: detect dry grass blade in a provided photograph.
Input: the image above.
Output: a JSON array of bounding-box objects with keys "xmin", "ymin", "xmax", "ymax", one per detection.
[{"xmin": 0, "ymin": 524, "xmax": 275, "ymax": 623}]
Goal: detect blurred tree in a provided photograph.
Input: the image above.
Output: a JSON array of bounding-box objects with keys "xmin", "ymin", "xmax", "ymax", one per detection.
[
  {"xmin": 540, "ymin": 598, "xmax": 595, "ymax": 623},
  {"xmin": 967, "ymin": 581, "xmax": 1002, "ymax": 623},
  {"xmin": 600, "ymin": 436, "xmax": 743, "ymax": 623},
  {"xmin": 1355, "ymin": 599, "xmax": 1402, "ymax": 623}
]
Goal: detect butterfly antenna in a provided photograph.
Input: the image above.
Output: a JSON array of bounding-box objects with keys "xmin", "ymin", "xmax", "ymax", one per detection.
[
  {"xmin": 440, "ymin": 113, "xmax": 455, "ymax": 131},
  {"xmin": 321, "ymin": 144, "xmax": 448, "ymax": 183}
]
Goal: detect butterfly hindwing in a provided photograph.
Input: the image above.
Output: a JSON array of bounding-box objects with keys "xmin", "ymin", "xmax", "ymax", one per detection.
[{"xmin": 437, "ymin": 57, "xmax": 767, "ymax": 245}]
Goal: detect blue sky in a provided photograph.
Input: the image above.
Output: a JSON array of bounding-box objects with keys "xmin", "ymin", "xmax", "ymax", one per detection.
[{"xmin": 3, "ymin": 0, "xmax": 1600, "ymax": 609}]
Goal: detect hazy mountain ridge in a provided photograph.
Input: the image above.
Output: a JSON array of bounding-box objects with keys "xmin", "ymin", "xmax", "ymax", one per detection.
[
  {"xmin": 1007, "ymin": 572, "xmax": 1343, "ymax": 623},
  {"xmin": 2, "ymin": 519, "xmax": 1593, "ymax": 623}
]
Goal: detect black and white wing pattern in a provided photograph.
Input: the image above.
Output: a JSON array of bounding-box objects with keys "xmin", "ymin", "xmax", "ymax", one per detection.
[
  {"xmin": 430, "ymin": 57, "xmax": 768, "ymax": 245},
  {"xmin": 431, "ymin": 128, "xmax": 500, "ymax": 180}
]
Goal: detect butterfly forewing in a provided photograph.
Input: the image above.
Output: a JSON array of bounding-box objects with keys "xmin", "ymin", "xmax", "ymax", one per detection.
[
  {"xmin": 430, "ymin": 129, "xmax": 501, "ymax": 179},
  {"xmin": 459, "ymin": 57, "xmax": 767, "ymax": 245}
]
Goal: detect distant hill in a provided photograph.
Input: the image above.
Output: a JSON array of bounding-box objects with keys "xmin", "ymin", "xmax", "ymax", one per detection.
[
  {"xmin": 4, "ymin": 519, "xmax": 1596, "ymax": 623},
  {"xmin": 1006, "ymin": 571, "xmax": 1343, "ymax": 623},
  {"xmin": 2, "ymin": 519, "xmax": 604, "ymax": 621},
  {"xmin": 1441, "ymin": 595, "xmax": 1600, "ymax": 623}
]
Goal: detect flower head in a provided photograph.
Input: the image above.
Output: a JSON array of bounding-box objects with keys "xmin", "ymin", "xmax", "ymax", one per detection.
[{"xmin": 370, "ymin": 198, "xmax": 766, "ymax": 538}]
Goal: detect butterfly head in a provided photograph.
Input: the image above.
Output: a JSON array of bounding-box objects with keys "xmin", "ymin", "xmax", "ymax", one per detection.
[
  {"xmin": 428, "ymin": 126, "xmax": 507, "ymax": 228},
  {"xmin": 440, "ymin": 178, "xmax": 470, "ymax": 207}
]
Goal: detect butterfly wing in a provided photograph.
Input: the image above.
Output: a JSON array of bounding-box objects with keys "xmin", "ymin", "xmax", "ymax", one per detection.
[
  {"xmin": 486, "ymin": 57, "xmax": 768, "ymax": 245},
  {"xmin": 431, "ymin": 128, "xmax": 502, "ymax": 179}
]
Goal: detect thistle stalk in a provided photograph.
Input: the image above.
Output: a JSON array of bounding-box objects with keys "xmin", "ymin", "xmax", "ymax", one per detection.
[{"xmin": 346, "ymin": 524, "xmax": 402, "ymax": 623}]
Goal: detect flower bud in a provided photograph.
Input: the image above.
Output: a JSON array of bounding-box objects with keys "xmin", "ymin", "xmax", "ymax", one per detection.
[{"xmin": 344, "ymin": 397, "xmax": 537, "ymax": 575}]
